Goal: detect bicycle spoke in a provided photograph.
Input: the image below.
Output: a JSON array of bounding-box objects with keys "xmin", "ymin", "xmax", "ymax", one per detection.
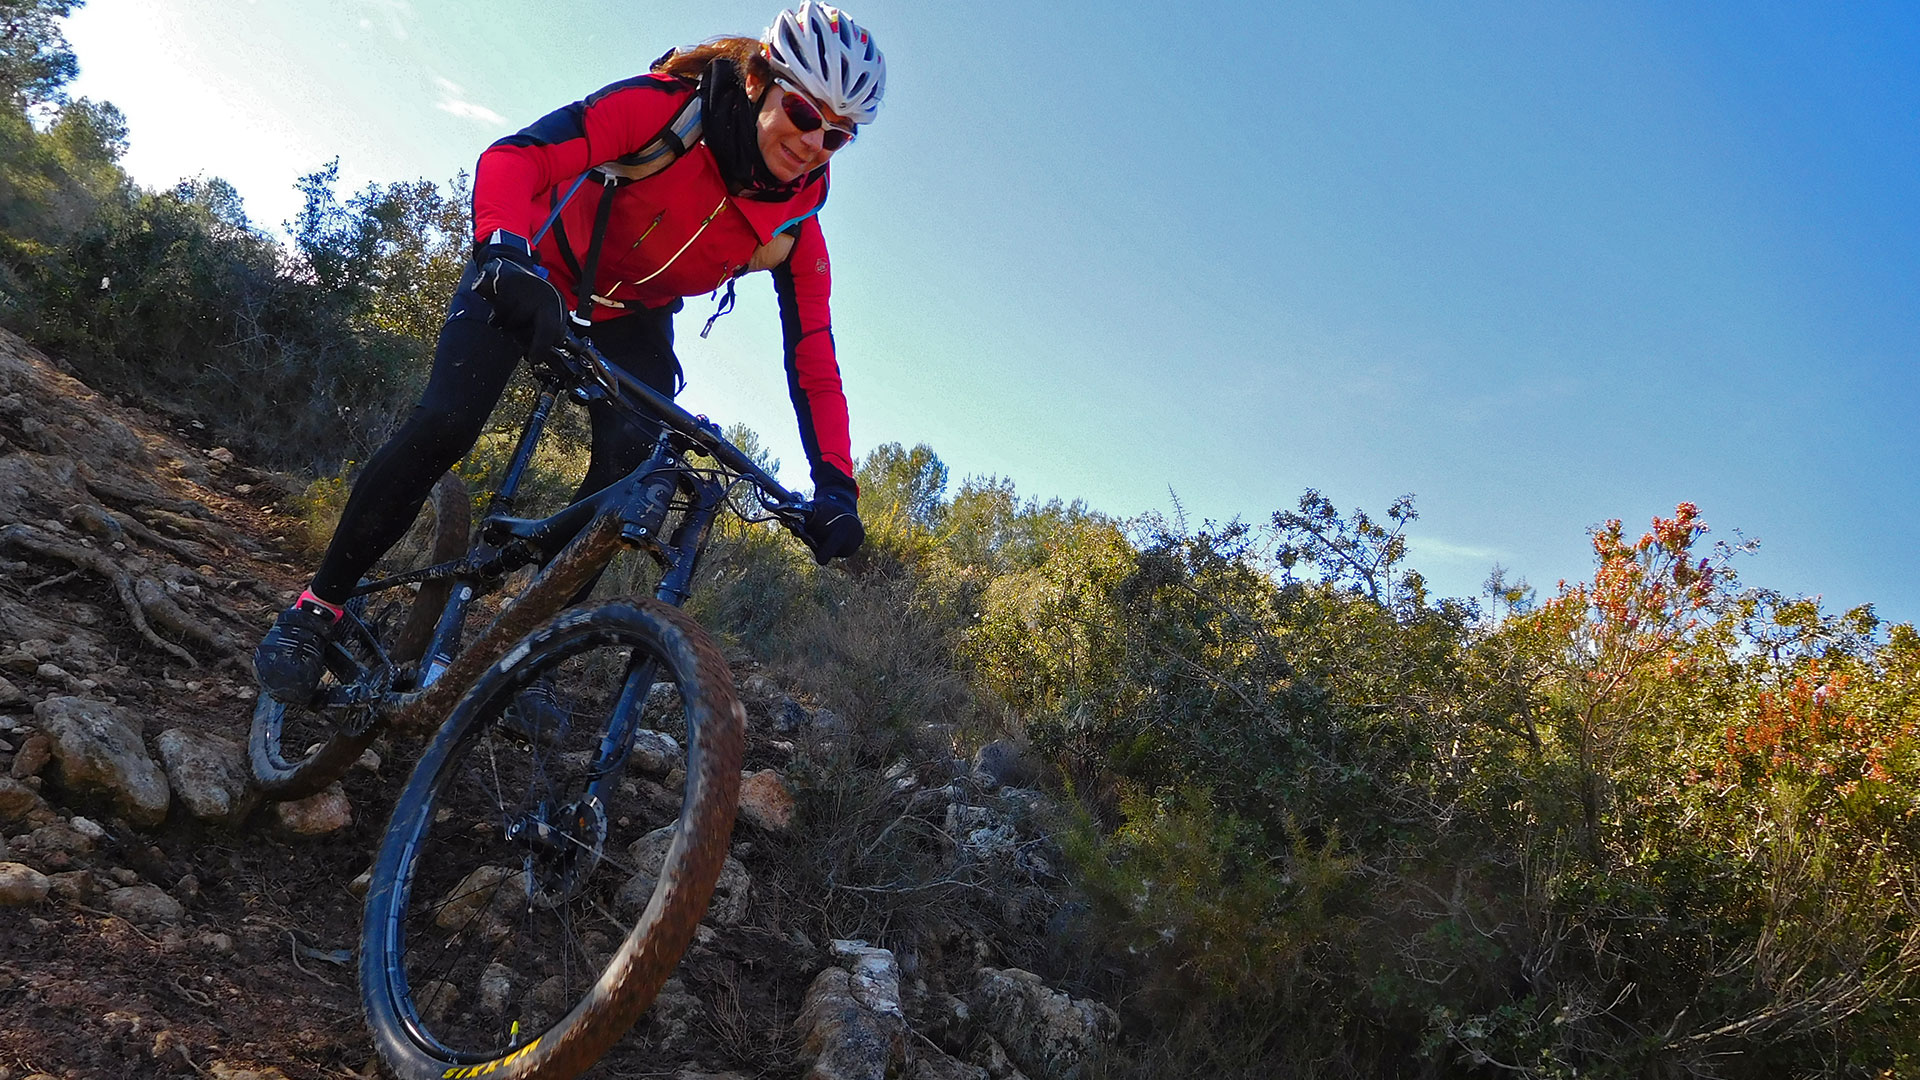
[{"xmin": 386, "ymin": 637, "xmax": 695, "ymax": 1060}]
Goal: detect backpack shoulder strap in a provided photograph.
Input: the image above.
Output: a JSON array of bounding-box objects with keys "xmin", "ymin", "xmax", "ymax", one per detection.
[
  {"xmin": 592, "ymin": 93, "xmax": 703, "ymax": 185},
  {"xmin": 537, "ymin": 88, "xmax": 703, "ymax": 323}
]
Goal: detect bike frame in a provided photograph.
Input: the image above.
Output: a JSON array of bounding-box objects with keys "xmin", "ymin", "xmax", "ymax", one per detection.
[{"xmin": 319, "ymin": 333, "xmax": 812, "ymax": 746}]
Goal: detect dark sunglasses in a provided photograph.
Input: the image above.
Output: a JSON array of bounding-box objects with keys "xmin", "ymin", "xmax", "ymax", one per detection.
[{"xmin": 775, "ymin": 79, "xmax": 856, "ymax": 151}]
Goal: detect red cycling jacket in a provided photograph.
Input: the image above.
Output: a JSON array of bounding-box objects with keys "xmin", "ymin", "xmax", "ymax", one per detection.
[{"xmin": 473, "ymin": 73, "xmax": 853, "ymax": 484}]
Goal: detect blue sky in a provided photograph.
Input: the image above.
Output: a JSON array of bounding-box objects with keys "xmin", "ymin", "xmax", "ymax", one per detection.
[{"xmin": 62, "ymin": 1, "xmax": 1920, "ymax": 622}]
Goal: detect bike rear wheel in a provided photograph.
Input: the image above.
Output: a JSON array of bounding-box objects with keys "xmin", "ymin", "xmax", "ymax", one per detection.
[
  {"xmin": 250, "ymin": 472, "xmax": 470, "ymax": 800},
  {"xmin": 360, "ymin": 600, "xmax": 745, "ymax": 1080}
]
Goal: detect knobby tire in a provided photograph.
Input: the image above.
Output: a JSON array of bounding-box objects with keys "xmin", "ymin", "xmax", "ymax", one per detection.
[{"xmin": 359, "ymin": 600, "xmax": 745, "ymax": 1080}]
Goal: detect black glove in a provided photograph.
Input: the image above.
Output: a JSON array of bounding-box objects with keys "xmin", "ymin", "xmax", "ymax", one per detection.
[
  {"xmin": 472, "ymin": 229, "xmax": 569, "ymax": 358},
  {"xmin": 803, "ymin": 469, "xmax": 864, "ymax": 565}
]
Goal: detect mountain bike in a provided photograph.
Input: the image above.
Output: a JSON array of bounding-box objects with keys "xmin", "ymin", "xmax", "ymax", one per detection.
[{"xmin": 248, "ymin": 330, "xmax": 821, "ymax": 1079}]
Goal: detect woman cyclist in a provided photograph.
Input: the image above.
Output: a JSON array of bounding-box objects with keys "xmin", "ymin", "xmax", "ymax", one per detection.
[{"xmin": 254, "ymin": 2, "xmax": 883, "ymax": 702}]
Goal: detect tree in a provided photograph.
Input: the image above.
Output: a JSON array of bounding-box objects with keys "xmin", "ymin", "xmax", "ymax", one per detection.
[
  {"xmin": 1514, "ymin": 503, "xmax": 1747, "ymax": 854},
  {"xmin": 1273, "ymin": 488, "xmax": 1425, "ymax": 609},
  {"xmin": 0, "ymin": 0, "xmax": 82, "ymax": 107},
  {"xmin": 856, "ymin": 441, "xmax": 947, "ymax": 528}
]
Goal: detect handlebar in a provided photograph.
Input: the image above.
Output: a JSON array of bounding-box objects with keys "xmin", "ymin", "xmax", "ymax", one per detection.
[{"xmin": 545, "ymin": 331, "xmax": 819, "ymax": 547}]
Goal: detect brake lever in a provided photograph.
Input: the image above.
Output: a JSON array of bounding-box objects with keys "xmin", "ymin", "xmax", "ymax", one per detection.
[{"xmin": 760, "ymin": 493, "xmax": 821, "ymax": 557}]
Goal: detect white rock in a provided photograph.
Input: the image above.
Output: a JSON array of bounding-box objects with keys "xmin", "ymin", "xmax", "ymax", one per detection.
[
  {"xmin": 970, "ymin": 969, "xmax": 1117, "ymax": 1080},
  {"xmin": 631, "ymin": 729, "xmax": 682, "ymax": 778},
  {"xmin": 830, "ymin": 940, "xmax": 904, "ymax": 1018},
  {"xmin": 797, "ymin": 966, "xmax": 904, "ymax": 1080},
  {"xmin": 478, "ymin": 962, "xmax": 515, "ymax": 1015}
]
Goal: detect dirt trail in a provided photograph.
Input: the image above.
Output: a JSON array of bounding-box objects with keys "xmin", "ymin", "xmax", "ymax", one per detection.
[
  {"xmin": 0, "ymin": 332, "xmax": 806, "ymax": 1079},
  {"xmin": 0, "ymin": 329, "xmax": 392, "ymax": 1077},
  {"xmin": 0, "ymin": 330, "xmax": 1090, "ymax": 1080}
]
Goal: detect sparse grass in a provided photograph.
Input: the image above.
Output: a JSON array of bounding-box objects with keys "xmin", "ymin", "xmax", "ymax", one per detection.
[{"xmin": 776, "ymin": 573, "xmax": 981, "ymax": 764}]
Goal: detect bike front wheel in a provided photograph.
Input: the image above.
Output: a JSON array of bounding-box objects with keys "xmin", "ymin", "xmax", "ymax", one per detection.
[{"xmin": 360, "ymin": 600, "xmax": 745, "ymax": 1080}]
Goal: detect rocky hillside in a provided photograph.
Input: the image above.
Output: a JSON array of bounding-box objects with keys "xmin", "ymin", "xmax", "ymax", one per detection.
[{"xmin": 0, "ymin": 329, "xmax": 1108, "ymax": 1080}]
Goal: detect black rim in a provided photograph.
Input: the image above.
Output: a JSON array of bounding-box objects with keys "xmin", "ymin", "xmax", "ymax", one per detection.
[{"xmin": 375, "ymin": 625, "xmax": 684, "ymax": 1064}]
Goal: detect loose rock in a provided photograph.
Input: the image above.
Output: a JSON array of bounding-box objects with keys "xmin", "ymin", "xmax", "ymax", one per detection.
[
  {"xmin": 25, "ymin": 820, "xmax": 97, "ymax": 856},
  {"xmin": 417, "ymin": 982, "xmax": 459, "ymax": 1026},
  {"xmin": 433, "ymin": 865, "xmax": 522, "ymax": 935},
  {"xmin": 649, "ymin": 977, "xmax": 702, "ymax": 1052},
  {"xmin": 270, "ymin": 782, "xmax": 352, "ymax": 836},
  {"xmin": 963, "ymin": 822, "xmax": 1020, "ymax": 859},
  {"xmin": 46, "ymin": 868, "xmax": 102, "ymax": 903},
  {"xmin": 797, "ymin": 966, "xmax": 905, "ymax": 1080},
  {"xmin": 970, "ymin": 969, "xmax": 1116, "ymax": 1080},
  {"xmin": 641, "ymin": 681, "xmax": 684, "ymax": 732},
  {"xmin": 830, "ymin": 940, "xmax": 905, "ymax": 1019},
  {"xmin": 478, "ymin": 962, "xmax": 515, "ymax": 1015},
  {"xmin": 631, "ymin": 729, "xmax": 682, "ymax": 778},
  {"xmin": 35, "ymin": 695, "xmax": 171, "ymax": 827},
  {"xmin": 0, "ymin": 861, "xmax": 49, "ymax": 905},
  {"xmin": 156, "ymin": 727, "xmax": 255, "ymax": 824},
  {"xmin": 106, "ymin": 883, "xmax": 186, "ymax": 925},
  {"xmin": 738, "ymin": 768, "xmax": 795, "ymax": 831},
  {"xmin": 529, "ymin": 974, "xmax": 568, "ymax": 1026},
  {"xmin": 0, "ymin": 775, "xmax": 53, "ymax": 825},
  {"xmin": 945, "ymin": 802, "xmax": 994, "ymax": 841},
  {"xmin": 618, "ymin": 826, "xmax": 752, "ymax": 925},
  {"xmin": 971, "ymin": 741, "xmax": 1040, "ymax": 791},
  {"xmin": 776, "ymin": 697, "xmax": 810, "ymax": 733}
]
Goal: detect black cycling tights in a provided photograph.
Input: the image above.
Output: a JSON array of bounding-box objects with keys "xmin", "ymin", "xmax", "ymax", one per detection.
[{"xmin": 308, "ymin": 294, "xmax": 679, "ymax": 606}]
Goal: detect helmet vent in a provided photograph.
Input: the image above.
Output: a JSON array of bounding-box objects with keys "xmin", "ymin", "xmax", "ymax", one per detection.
[{"xmin": 762, "ymin": 3, "xmax": 886, "ymax": 125}]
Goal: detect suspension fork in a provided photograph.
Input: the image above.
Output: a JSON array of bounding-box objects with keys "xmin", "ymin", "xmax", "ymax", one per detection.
[
  {"xmin": 653, "ymin": 472, "xmax": 724, "ymax": 608},
  {"xmin": 585, "ymin": 654, "xmax": 662, "ymax": 801},
  {"xmin": 583, "ymin": 455, "xmax": 721, "ymax": 798}
]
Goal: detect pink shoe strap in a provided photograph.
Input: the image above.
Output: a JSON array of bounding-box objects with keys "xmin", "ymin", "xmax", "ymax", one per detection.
[{"xmin": 296, "ymin": 589, "xmax": 345, "ymax": 621}]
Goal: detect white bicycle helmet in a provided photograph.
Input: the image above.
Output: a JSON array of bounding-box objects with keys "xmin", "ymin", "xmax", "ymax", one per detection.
[{"xmin": 762, "ymin": 2, "xmax": 886, "ymax": 125}]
